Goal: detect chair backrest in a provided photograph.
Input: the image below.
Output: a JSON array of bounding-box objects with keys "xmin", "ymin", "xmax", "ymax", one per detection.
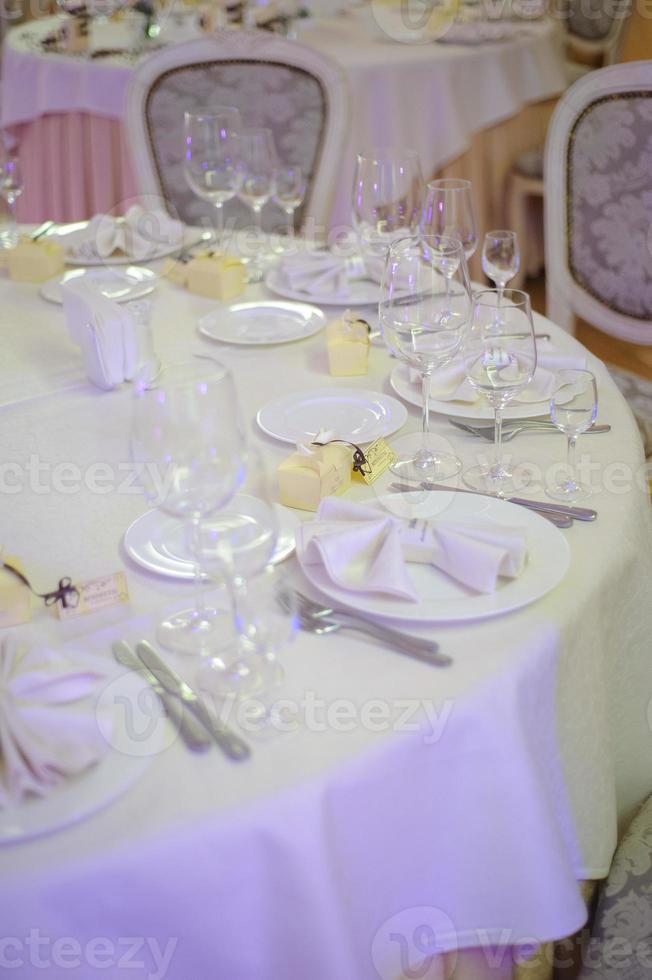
[
  {"xmin": 565, "ymin": 0, "xmax": 630, "ymax": 57},
  {"xmin": 577, "ymin": 793, "xmax": 652, "ymax": 978},
  {"xmin": 544, "ymin": 60, "xmax": 652, "ymax": 343},
  {"xmin": 125, "ymin": 31, "xmax": 349, "ymax": 236}
]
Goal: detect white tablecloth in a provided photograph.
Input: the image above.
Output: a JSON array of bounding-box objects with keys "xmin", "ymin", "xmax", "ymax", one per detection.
[
  {"xmin": 0, "ymin": 256, "xmax": 650, "ymax": 979},
  {"xmin": 1, "ymin": 13, "xmax": 567, "ymax": 227}
]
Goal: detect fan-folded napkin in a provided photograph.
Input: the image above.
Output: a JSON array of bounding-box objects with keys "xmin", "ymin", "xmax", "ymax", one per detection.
[
  {"xmin": 0, "ymin": 636, "xmax": 108, "ymax": 807},
  {"xmin": 282, "ymin": 252, "xmax": 366, "ymax": 299},
  {"xmin": 61, "ymin": 279, "xmax": 138, "ymax": 390},
  {"xmin": 411, "ymin": 340, "xmax": 587, "ymax": 404},
  {"xmin": 297, "ymin": 498, "xmax": 527, "ymax": 600},
  {"xmin": 63, "ymin": 205, "xmax": 183, "ymax": 261}
]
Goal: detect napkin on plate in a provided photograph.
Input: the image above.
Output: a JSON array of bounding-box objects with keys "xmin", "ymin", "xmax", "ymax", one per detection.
[
  {"xmin": 297, "ymin": 498, "xmax": 527, "ymax": 600},
  {"xmin": 281, "ymin": 252, "xmax": 366, "ymax": 300},
  {"xmin": 0, "ymin": 635, "xmax": 108, "ymax": 807},
  {"xmin": 410, "ymin": 340, "xmax": 587, "ymax": 404},
  {"xmin": 61, "ymin": 279, "xmax": 138, "ymax": 391},
  {"xmin": 64, "ymin": 205, "xmax": 184, "ymax": 262}
]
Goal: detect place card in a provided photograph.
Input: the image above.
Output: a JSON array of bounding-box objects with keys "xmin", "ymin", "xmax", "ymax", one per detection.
[
  {"xmin": 353, "ymin": 437, "xmax": 397, "ymax": 485},
  {"xmin": 57, "ymin": 572, "xmax": 129, "ymax": 620}
]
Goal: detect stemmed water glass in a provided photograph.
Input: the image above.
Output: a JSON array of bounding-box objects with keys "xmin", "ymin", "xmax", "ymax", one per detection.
[
  {"xmin": 482, "ymin": 230, "xmax": 520, "ymax": 312},
  {"xmin": 237, "ymin": 127, "xmax": 278, "ymax": 282},
  {"xmin": 183, "ymin": 108, "xmax": 242, "ymax": 253},
  {"xmin": 0, "ymin": 155, "xmax": 24, "ymax": 249},
  {"xmin": 352, "ymin": 147, "xmax": 424, "ymax": 278},
  {"xmin": 272, "ymin": 165, "xmax": 305, "ymax": 244},
  {"xmin": 461, "ymin": 288, "xmax": 537, "ymax": 495},
  {"xmin": 422, "ymin": 178, "xmax": 478, "ymax": 262},
  {"xmin": 547, "ymin": 368, "xmax": 598, "ymax": 501},
  {"xmin": 379, "ymin": 234, "xmax": 472, "ymax": 482},
  {"xmin": 131, "ymin": 358, "xmax": 247, "ymax": 656}
]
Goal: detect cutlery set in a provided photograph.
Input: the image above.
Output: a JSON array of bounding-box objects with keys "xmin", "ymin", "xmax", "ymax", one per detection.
[{"xmin": 449, "ymin": 418, "xmax": 611, "ymax": 443}]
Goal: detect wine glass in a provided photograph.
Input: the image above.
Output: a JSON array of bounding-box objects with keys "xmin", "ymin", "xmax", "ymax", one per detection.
[
  {"xmin": 547, "ymin": 368, "xmax": 598, "ymax": 501},
  {"xmin": 237, "ymin": 127, "xmax": 279, "ymax": 282},
  {"xmin": 352, "ymin": 147, "xmax": 424, "ymax": 279},
  {"xmin": 422, "ymin": 178, "xmax": 478, "ymax": 262},
  {"xmin": 482, "ymin": 230, "xmax": 520, "ymax": 312},
  {"xmin": 131, "ymin": 358, "xmax": 247, "ymax": 656},
  {"xmin": 379, "ymin": 234, "xmax": 472, "ymax": 483},
  {"xmin": 183, "ymin": 108, "xmax": 242, "ymax": 253},
  {"xmin": 461, "ymin": 289, "xmax": 537, "ymax": 495},
  {"xmin": 272, "ymin": 164, "xmax": 306, "ymax": 245},
  {"xmin": 0, "ymin": 155, "xmax": 24, "ymax": 249}
]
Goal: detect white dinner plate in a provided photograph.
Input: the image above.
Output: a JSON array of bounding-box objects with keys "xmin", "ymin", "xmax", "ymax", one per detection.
[
  {"xmin": 46, "ymin": 221, "xmax": 185, "ymax": 266},
  {"xmin": 123, "ymin": 499, "xmax": 300, "ymax": 580},
  {"xmin": 297, "ymin": 492, "xmax": 570, "ymax": 624},
  {"xmin": 40, "ymin": 265, "xmax": 157, "ymax": 305},
  {"xmin": 198, "ymin": 300, "xmax": 326, "ymax": 346},
  {"xmin": 0, "ymin": 654, "xmax": 166, "ymax": 845},
  {"xmin": 265, "ymin": 265, "xmax": 379, "ymax": 307},
  {"xmin": 256, "ymin": 387, "xmax": 408, "ymax": 445},
  {"xmin": 390, "ymin": 363, "xmax": 561, "ymax": 421}
]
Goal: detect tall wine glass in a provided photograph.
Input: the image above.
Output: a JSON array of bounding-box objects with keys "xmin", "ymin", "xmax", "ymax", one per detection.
[
  {"xmin": 352, "ymin": 147, "xmax": 424, "ymax": 278},
  {"xmin": 0, "ymin": 155, "xmax": 23, "ymax": 249},
  {"xmin": 237, "ymin": 127, "xmax": 278, "ymax": 282},
  {"xmin": 547, "ymin": 368, "xmax": 598, "ymax": 501},
  {"xmin": 131, "ymin": 359, "xmax": 247, "ymax": 656},
  {"xmin": 422, "ymin": 178, "xmax": 478, "ymax": 262},
  {"xmin": 183, "ymin": 108, "xmax": 242, "ymax": 253},
  {"xmin": 272, "ymin": 164, "xmax": 305, "ymax": 244},
  {"xmin": 482, "ymin": 230, "xmax": 520, "ymax": 312},
  {"xmin": 379, "ymin": 235, "xmax": 472, "ymax": 482},
  {"xmin": 461, "ymin": 289, "xmax": 537, "ymax": 495}
]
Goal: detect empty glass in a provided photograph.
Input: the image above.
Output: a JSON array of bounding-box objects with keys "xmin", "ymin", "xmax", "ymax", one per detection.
[
  {"xmin": 461, "ymin": 289, "xmax": 537, "ymax": 495},
  {"xmin": 422, "ymin": 178, "xmax": 478, "ymax": 262},
  {"xmin": 272, "ymin": 164, "xmax": 306, "ymax": 243},
  {"xmin": 237, "ymin": 127, "xmax": 279, "ymax": 281},
  {"xmin": 482, "ymin": 230, "xmax": 520, "ymax": 310},
  {"xmin": 131, "ymin": 358, "xmax": 247, "ymax": 656},
  {"xmin": 183, "ymin": 108, "xmax": 242, "ymax": 252},
  {"xmin": 379, "ymin": 235, "xmax": 472, "ymax": 482},
  {"xmin": 547, "ymin": 368, "xmax": 598, "ymax": 501},
  {"xmin": 0, "ymin": 155, "xmax": 23, "ymax": 249},
  {"xmin": 352, "ymin": 147, "xmax": 424, "ymax": 278}
]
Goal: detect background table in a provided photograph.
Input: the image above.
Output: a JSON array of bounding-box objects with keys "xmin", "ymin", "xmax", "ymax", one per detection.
[
  {"xmin": 1, "ymin": 11, "xmax": 567, "ymax": 247},
  {"xmin": 0, "ymin": 253, "xmax": 650, "ymax": 979}
]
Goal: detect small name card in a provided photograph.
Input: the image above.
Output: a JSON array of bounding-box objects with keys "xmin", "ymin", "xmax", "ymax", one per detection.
[
  {"xmin": 57, "ymin": 572, "xmax": 129, "ymax": 620},
  {"xmin": 354, "ymin": 437, "xmax": 397, "ymax": 485}
]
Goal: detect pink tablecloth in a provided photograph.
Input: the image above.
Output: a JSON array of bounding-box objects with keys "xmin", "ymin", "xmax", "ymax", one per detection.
[{"xmin": 15, "ymin": 113, "xmax": 138, "ymax": 222}]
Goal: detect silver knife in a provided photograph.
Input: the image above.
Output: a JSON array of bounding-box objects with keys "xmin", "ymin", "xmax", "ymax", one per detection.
[
  {"xmin": 112, "ymin": 641, "xmax": 211, "ymax": 753},
  {"xmin": 135, "ymin": 641, "xmax": 251, "ymax": 762},
  {"xmin": 389, "ymin": 481, "xmax": 596, "ymax": 522}
]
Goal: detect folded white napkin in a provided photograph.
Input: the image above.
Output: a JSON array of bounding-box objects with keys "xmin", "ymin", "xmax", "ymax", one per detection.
[
  {"xmin": 61, "ymin": 280, "xmax": 138, "ymax": 391},
  {"xmin": 297, "ymin": 498, "xmax": 527, "ymax": 600},
  {"xmin": 410, "ymin": 340, "xmax": 587, "ymax": 404},
  {"xmin": 0, "ymin": 636, "xmax": 108, "ymax": 807},
  {"xmin": 64, "ymin": 205, "xmax": 184, "ymax": 262},
  {"xmin": 282, "ymin": 252, "xmax": 366, "ymax": 300}
]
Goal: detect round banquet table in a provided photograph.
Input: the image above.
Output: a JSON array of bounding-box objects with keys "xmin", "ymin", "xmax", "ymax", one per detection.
[
  {"xmin": 0, "ymin": 245, "xmax": 651, "ymax": 980},
  {"xmin": 1, "ymin": 11, "xmax": 567, "ymax": 237}
]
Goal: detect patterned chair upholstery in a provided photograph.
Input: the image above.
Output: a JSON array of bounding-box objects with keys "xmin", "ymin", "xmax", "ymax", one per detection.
[
  {"xmin": 126, "ymin": 32, "xmax": 349, "ymax": 235},
  {"xmin": 566, "ymin": 0, "xmax": 629, "ymax": 43},
  {"xmin": 577, "ymin": 794, "xmax": 652, "ymax": 978}
]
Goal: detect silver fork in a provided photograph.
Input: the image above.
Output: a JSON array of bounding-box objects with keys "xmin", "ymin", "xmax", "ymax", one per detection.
[
  {"xmin": 290, "ymin": 590, "xmax": 452, "ymax": 667},
  {"xmin": 449, "ymin": 420, "xmax": 611, "ymax": 443}
]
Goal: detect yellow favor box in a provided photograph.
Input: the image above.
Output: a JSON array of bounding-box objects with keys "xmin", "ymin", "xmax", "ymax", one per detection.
[
  {"xmin": 0, "ymin": 555, "xmax": 31, "ymax": 628},
  {"xmin": 186, "ymin": 253, "xmax": 245, "ymax": 301},
  {"xmin": 327, "ymin": 309, "xmax": 370, "ymax": 376},
  {"xmin": 8, "ymin": 238, "xmax": 65, "ymax": 284},
  {"xmin": 278, "ymin": 443, "xmax": 352, "ymax": 511}
]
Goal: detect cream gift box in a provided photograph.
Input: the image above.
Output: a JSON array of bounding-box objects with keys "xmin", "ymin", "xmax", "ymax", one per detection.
[
  {"xmin": 6, "ymin": 239, "xmax": 65, "ymax": 284},
  {"xmin": 278, "ymin": 439, "xmax": 352, "ymax": 511},
  {"xmin": 326, "ymin": 310, "xmax": 370, "ymax": 377},
  {"xmin": 166, "ymin": 252, "xmax": 245, "ymax": 301}
]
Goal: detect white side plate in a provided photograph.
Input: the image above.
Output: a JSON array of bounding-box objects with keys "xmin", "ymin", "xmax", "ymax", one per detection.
[
  {"xmin": 199, "ymin": 300, "xmax": 326, "ymax": 346},
  {"xmin": 40, "ymin": 266, "xmax": 157, "ymax": 305},
  {"xmin": 257, "ymin": 387, "xmax": 408, "ymax": 444}
]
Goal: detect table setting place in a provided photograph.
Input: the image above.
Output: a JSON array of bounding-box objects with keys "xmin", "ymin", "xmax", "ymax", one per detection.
[{"xmin": 0, "ymin": 134, "xmax": 619, "ymax": 849}]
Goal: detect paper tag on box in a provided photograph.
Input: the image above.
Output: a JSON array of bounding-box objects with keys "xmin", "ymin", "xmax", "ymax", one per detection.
[
  {"xmin": 355, "ymin": 437, "xmax": 397, "ymax": 485},
  {"xmin": 57, "ymin": 572, "xmax": 129, "ymax": 620}
]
